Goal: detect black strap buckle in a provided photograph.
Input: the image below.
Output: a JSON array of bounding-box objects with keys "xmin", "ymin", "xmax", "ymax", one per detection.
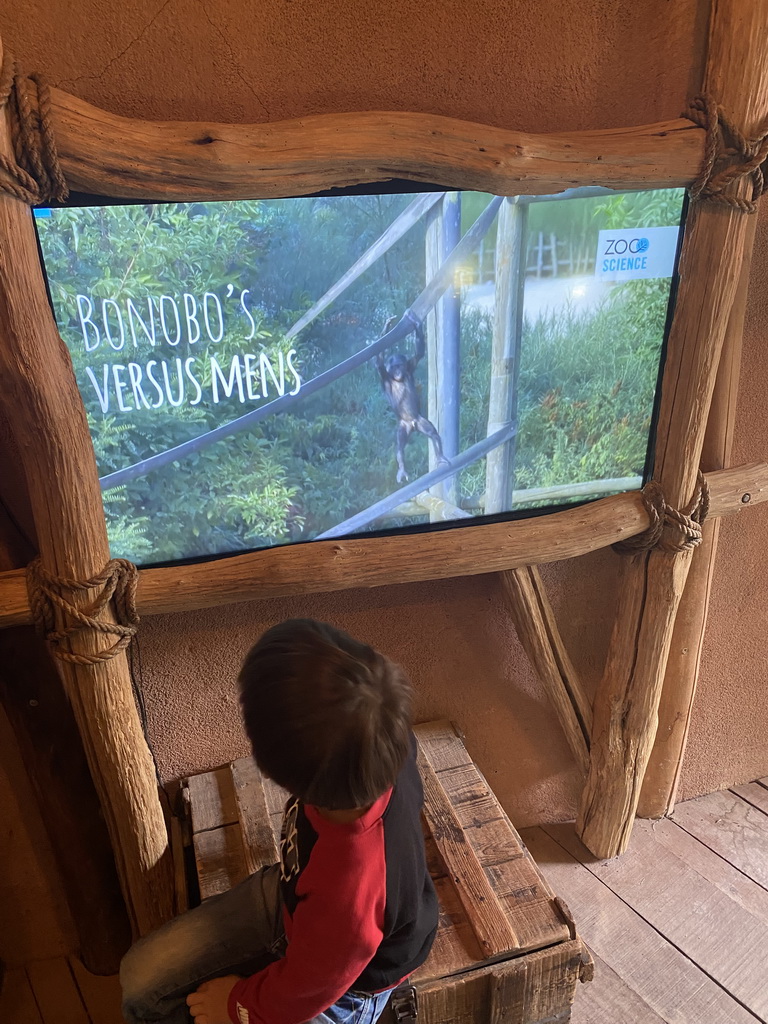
[{"xmin": 390, "ymin": 985, "xmax": 418, "ymax": 1024}]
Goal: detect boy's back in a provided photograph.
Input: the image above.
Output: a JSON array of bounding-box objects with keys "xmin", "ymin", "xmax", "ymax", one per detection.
[
  {"xmin": 230, "ymin": 733, "xmax": 438, "ymax": 1024},
  {"xmin": 121, "ymin": 618, "xmax": 438, "ymax": 1024}
]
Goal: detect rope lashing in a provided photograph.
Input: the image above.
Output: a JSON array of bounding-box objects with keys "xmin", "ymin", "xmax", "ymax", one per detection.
[
  {"xmin": 685, "ymin": 94, "xmax": 768, "ymax": 214},
  {"xmin": 0, "ymin": 49, "xmax": 68, "ymax": 204},
  {"xmin": 614, "ymin": 471, "xmax": 710, "ymax": 554},
  {"xmin": 27, "ymin": 558, "xmax": 140, "ymax": 665}
]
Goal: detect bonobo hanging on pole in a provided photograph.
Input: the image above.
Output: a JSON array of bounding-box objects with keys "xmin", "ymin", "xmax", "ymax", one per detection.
[{"xmin": 375, "ymin": 314, "xmax": 449, "ymax": 483}]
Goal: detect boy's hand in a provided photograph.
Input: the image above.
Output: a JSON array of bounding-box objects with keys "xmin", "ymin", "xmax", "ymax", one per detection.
[{"xmin": 186, "ymin": 976, "xmax": 240, "ymax": 1024}]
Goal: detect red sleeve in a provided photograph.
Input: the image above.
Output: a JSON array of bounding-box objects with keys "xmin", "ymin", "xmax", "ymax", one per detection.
[{"xmin": 228, "ymin": 812, "xmax": 387, "ymax": 1024}]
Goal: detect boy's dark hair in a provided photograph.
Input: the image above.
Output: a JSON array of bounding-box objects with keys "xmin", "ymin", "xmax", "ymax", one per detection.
[{"xmin": 239, "ymin": 619, "xmax": 412, "ymax": 810}]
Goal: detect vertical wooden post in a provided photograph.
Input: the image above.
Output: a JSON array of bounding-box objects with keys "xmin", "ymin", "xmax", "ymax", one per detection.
[
  {"xmin": 426, "ymin": 193, "xmax": 461, "ymax": 510},
  {"xmin": 637, "ymin": 213, "xmax": 757, "ymax": 818},
  {"xmin": 0, "ymin": 37, "xmax": 174, "ymax": 934},
  {"xmin": 485, "ymin": 197, "xmax": 526, "ymax": 514},
  {"xmin": 577, "ymin": 1, "xmax": 768, "ymax": 857}
]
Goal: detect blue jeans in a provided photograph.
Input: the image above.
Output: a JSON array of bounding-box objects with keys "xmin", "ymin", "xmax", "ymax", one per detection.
[{"xmin": 120, "ymin": 865, "xmax": 395, "ymax": 1024}]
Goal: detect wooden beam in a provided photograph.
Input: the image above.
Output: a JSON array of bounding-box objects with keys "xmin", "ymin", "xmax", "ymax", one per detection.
[
  {"xmin": 47, "ymin": 85, "xmax": 706, "ymax": 200},
  {"xmin": 0, "ymin": 36, "xmax": 173, "ymax": 935},
  {"xmin": 577, "ymin": 0, "xmax": 768, "ymax": 858},
  {"xmin": 0, "ymin": 462, "xmax": 765, "ymax": 630},
  {"xmin": 638, "ymin": 212, "xmax": 758, "ymax": 819},
  {"xmin": 500, "ymin": 566, "xmax": 592, "ymax": 774}
]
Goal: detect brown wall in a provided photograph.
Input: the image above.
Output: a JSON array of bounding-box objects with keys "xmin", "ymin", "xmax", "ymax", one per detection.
[{"xmin": 1, "ymin": 0, "xmax": 767, "ymax": 963}]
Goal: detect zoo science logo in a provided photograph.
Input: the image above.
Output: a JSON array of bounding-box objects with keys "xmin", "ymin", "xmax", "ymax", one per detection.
[{"xmin": 596, "ymin": 227, "xmax": 680, "ymax": 281}]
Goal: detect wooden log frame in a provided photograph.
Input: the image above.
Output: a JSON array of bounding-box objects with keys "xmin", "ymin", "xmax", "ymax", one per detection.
[
  {"xmin": 0, "ymin": 1, "xmax": 765, "ymax": 927},
  {"xmin": 0, "ymin": 462, "xmax": 765, "ymax": 629},
  {"xmin": 638, "ymin": 212, "xmax": 759, "ymax": 818},
  {"xmin": 577, "ymin": 2, "xmax": 768, "ymax": 857},
  {"xmin": 0, "ymin": 38, "xmax": 174, "ymax": 936}
]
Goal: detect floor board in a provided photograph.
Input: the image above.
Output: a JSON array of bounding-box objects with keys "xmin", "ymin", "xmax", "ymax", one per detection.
[
  {"xmin": 0, "ymin": 967, "xmax": 44, "ymax": 1024},
  {"xmin": 26, "ymin": 958, "xmax": 90, "ymax": 1024},
  {"xmin": 731, "ymin": 780, "xmax": 768, "ymax": 816},
  {"xmin": 68, "ymin": 957, "xmax": 124, "ymax": 1024},
  {"xmin": 543, "ymin": 820, "xmax": 768, "ymax": 1020},
  {"xmin": 570, "ymin": 952, "xmax": 667, "ymax": 1024},
  {"xmin": 521, "ymin": 825, "xmax": 761, "ymax": 1024},
  {"xmin": 671, "ymin": 788, "xmax": 768, "ymax": 891},
  {"xmin": 639, "ymin": 814, "xmax": 768, "ymax": 927}
]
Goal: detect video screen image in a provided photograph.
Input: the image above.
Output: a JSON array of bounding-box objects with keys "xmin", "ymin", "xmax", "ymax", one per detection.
[{"xmin": 35, "ymin": 187, "xmax": 685, "ymax": 566}]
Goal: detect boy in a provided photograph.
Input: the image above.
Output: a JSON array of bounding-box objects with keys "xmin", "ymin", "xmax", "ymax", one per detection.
[{"xmin": 121, "ymin": 619, "xmax": 439, "ymax": 1024}]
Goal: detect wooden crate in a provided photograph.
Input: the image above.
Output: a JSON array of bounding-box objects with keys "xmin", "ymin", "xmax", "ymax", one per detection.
[{"xmin": 177, "ymin": 721, "xmax": 592, "ymax": 1024}]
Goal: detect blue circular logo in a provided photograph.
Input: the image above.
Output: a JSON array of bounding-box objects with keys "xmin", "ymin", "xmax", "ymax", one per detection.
[{"xmin": 636, "ymin": 237, "xmax": 650, "ymax": 253}]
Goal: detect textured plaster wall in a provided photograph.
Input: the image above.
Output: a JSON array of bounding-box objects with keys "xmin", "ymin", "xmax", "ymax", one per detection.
[{"xmin": 0, "ymin": 3, "xmax": 766, "ymax": 963}]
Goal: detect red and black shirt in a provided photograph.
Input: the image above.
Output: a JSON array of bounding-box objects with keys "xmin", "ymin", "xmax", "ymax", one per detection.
[{"xmin": 229, "ymin": 736, "xmax": 438, "ymax": 1024}]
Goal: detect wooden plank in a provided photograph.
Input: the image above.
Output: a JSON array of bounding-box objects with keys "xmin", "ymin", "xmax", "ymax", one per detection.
[
  {"xmin": 414, "ymin": 721, "xmax": 472, "ymax": 772},
  {"xmin": 409, "ymin": 939, "xmax": 586, "ymax": 1024},
  {"xmin": 2, "ymin": 461, "xmax": 768, "ymax": 630},
  {"xmin": 521, "ymin": 827, "xmax": 758, "ymax": 1024},
  {"xmin": 170, "ymin": 814, "xmax": 189, "ymax": 914},
  {"xmin": 0, "ymin": 969, "xmax": 43, "ymax": 1024},
  {"xmin": 672, "ymin": 789, "xmax": 768, "ymax": 891},
  {"xmin": 454, "ymin": 811, "xmax": 524, "ymax": 870},
  {"xmin": 68, "ymin": 958, "xmax": 124, "ymax": 1024},
  {"xmin": 260, "ymin": 773, "xmax": 289, "ymax": 849},
  {"xmin": 416, "ymin": 748, "xmax": 519, "ymax": 958},
  {"xmin": 418, "ymin": 728, "xmax": 569, "ymax": 953},
  {"xmin": 545, "ymin": 821, "xmax": 768, "ymax": 1020},
  {"xmin": 49, "ymin": 81, "xmax": 705, "ymax": 200},
  {"xmin": 641, "ymin": 816, "xmax": 768, "ymax": 928},
  {"xmin": 194, "ymin": 822, "xmax": 250, "ymax": 899},
  {"xmin": 186, "ymin": 767, "xmax": 239, "ymax": 833},
  {"xmin": 488, "ymin": 939, "xmax": 585, "ymax": 1024},
  {"xmin": 412, "ymin": 875, "xmax": 483, "ymax": 983},
  {"xmin": 231, "ymin": 758, "xmax": 280, "ymax": 873},
  {"xmin": 261, "ymin": 773, "xmax": 290, "ymax": 819},
  {"xmin": 731, "ymin": 780, "xmax": 768, "ymax": 816},
  {"xmin": 26, "ymin": 959, "xmax": 89, "ymax": 1024},
  {"xmin": 571, "ymin": 952, "xmax": 667, "ymax": 1024}
]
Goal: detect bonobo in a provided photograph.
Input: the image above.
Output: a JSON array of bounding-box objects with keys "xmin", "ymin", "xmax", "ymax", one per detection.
[{"xmin": 375, "ymin": 315, "xmax": 449, "ymax": 483}]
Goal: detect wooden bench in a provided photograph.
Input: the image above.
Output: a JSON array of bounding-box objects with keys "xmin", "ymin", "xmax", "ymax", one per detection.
[{"xmin": 176, "ymin": 721, "xmax": 592, "ymax": 1024}]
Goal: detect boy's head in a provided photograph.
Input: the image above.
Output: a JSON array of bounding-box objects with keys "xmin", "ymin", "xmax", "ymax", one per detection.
[{"xmin": 239, "ymin": 619, "xmax": 412, "ymax": 810}]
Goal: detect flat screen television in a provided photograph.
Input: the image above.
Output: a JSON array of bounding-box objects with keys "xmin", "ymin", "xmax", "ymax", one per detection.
[{"xmin": 34, "ymin": 185, "xmax": 686, "ymax": 568}]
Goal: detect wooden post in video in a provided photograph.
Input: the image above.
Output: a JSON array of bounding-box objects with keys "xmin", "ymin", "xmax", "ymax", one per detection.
[
  {"xmin": 426, "ymin": 193, "xmax": 461, "ymax": 511},
  {"xmin": 578, "ymin": 0, "xmax": 768, "ymax": 857},
  {"xmin": 0, "ymin": 37, "xmax": 174, "ymax": 936},
  {"xmin": 485, "ymin": 197, "xmax": 526, "ymax": 515}
]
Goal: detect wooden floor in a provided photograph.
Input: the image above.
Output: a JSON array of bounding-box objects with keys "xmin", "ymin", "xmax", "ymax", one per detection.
[
  {"xmin": 0, "ymin": 956, "xmax": 123, "ymax": 1024},
  {"xmin": 522, "ymin": 776, "xmax": 768, "ymax": 1024},
  {"xmin": 2, "ymin": 779, "xmax": 767, "ymax": 1024}
]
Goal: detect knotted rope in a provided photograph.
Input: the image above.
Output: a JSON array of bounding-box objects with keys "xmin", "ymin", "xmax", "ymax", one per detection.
[
  {"xmin": 0, "ymin": 49, "xmax": 68, "ymax": 204},
  {"xmin": 685, "ymin": 94, "xmax": 768, "ymax": 214},
  {"xmin": 614, "ymin": 471, "xmax": 710, "ymax": 554},
  {"xmin": 27, "ymin": 558, "xmax": 140, "ymax": 665}
]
